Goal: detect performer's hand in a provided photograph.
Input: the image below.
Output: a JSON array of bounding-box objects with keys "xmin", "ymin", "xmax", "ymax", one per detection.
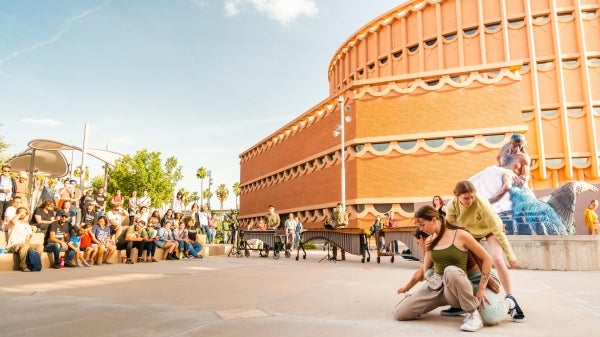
[
  {"xmin": 509, "ymin": 259, "xmax": 518, "ymax": 269},
  {"xmin": 476, "ymin": 288, "xmax": 489, "ymax": 310}
]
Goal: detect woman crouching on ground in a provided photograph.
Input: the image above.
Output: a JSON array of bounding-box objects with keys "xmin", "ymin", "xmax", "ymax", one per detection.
[{"xmin": 393, "ymin": 205, "xmax": 493, "ymax": 332}]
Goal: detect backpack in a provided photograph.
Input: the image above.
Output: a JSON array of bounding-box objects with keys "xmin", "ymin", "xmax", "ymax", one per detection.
[{"xmin": 26, "ymin": 249, "xmax": 42, "ymax": 272}]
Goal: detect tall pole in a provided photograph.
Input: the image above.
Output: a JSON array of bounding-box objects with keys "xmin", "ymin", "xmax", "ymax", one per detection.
[
  {"xmin": 80, "ymin": 122, "xmax": 89, "ymax": 194},
  {"xmin": 338, "ymin": 95, "xmax": 346, "ymax": 209}
]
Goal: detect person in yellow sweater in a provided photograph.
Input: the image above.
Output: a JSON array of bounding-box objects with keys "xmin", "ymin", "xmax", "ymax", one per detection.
[
  {"xmin": 445, "ymin": 180, "xmax": 524, "ymax": 322},
  {"xmin": 584, "ymin": 199, "xmax": 599, "ymax": 235}
]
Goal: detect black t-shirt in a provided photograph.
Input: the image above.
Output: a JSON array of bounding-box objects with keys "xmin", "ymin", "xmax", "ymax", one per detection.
[
  {"xmin": 81, "ymin": 209, "xmax": 98, "ymax": 226},
  {"xmin": 95, "ymin": 194, "xmax": 106, "ymax": 208},
  {"xmin": 31, "ymin": 207, "xmax": 54, "ymax": 225},
  {"xmin": 187, "ymin": 227, "xmax": 198, "ymax": 241},
  {"xmin": 43, "ymin": 220, "xmax": 69, "ymax": 245}
]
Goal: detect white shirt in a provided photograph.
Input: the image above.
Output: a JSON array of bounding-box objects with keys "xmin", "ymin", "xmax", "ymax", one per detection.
[
  {"xmin": 469, "ymin": 165, "xmax": 513, "ymax": 213},
  {"xmin": 171, "ymin": 199, "xmax": 185, "ymax": 213},
  {"xmin": 106, "ymin": 211, "xmax": 123, "ymax": 226},
  {"xmin": 198, "ymin": 212, "xmax": 209, "ymax": 227},
  {"xmin": 6, "ymin": 220, "xmax": 33, "ymax": 249}
]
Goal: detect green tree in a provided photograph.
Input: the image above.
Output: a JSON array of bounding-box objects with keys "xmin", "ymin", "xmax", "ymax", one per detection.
[
  {"xmin": 90, "ymin": 175, "xmax": 105, "ymax": 191},
  {"xmin": 203, "ymin": 188, "xmax": 213, "ymax": 210},
  {"xmin": 107, "ymin": 150, "xmax": 183, "ymax": 208},
  {"xmin": 196, "ymin": 167, "xmax": 207, "ymax": 207},
  {"xmin": 178, "ymin": 187, "xmax": 190, "ymax": 208},
  {"xmin": 216, "ymin": 183, "xmax": 229, "ymax": 212},
  {"xmin": 232, "ymin": 182, "xmax": 240, "ymax": 210},
  {"xmin": 190, "ymin": 191, "xmax": 200, "ymax": 204}
]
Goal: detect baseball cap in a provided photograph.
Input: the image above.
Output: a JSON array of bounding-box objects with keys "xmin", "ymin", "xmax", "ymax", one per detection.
[{"xmin": 56, "ymin": 210, "xmax": 69, "ymax": 216}]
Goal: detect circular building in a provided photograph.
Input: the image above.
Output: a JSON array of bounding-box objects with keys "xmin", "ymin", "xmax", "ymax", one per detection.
[{"xmin": 239, "ymin": 0, "xmax": 600, "ymax": 232}]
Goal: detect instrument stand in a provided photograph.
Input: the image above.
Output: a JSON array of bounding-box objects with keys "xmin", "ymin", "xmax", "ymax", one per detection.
[{"xmin": 319, "ymin": 240, "xmax": 336, "ymax": 263}]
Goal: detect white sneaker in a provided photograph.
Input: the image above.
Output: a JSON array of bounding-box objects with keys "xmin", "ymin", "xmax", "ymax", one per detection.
[{"xmin": 460, "ymin": 312, "xmax": 483, "ymax": 332}]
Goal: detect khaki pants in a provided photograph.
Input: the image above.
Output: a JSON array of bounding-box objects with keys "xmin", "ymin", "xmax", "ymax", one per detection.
[
  {"xmin": 7, "ymin": 243, "xmax": 44, "ymax": 270},
  {"xmin": 393, "ymin": 266, "xmax": 478, "ymax": 320}
]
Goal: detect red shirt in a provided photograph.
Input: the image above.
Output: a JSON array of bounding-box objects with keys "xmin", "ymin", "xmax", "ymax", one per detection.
[{"xmin": 80, "ymin": 232, "xmax": 93, "ymax": 247}]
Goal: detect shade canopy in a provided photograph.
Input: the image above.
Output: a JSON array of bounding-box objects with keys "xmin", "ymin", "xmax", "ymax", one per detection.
[{"xmin": 6, "ymin": 138, "xmax": 124, "ymax": 178}]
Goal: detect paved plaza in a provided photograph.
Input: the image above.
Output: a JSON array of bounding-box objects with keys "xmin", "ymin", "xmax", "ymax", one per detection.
[{"xmin": 1, "ymin": 250, "xmax": 598, "ymax": 337}]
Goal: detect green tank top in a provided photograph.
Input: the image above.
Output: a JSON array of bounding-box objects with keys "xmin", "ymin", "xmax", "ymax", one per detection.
[{"xmin": 430, "ymin": 230, "xmax": 468, "ymax": 275}]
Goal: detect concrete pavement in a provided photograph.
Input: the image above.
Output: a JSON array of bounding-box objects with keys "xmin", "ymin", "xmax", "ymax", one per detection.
[{"xmin": 0, "ymin": 249, "xmax": 598, "ymax": 337}]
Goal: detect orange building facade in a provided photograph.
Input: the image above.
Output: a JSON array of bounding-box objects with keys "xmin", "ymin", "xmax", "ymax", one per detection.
[{"xmin": 239, "ymin": 0, "xmax": 600, "ymax": 230}]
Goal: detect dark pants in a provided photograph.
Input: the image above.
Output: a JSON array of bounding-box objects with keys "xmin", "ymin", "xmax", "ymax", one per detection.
[
  {"xmin": 0, "ymin": 200, "xmax": 11, "ymax": 220},
  {"xmin": 143, "ymin": 241, "xmax": 156, "ymax": 257},
  {"xmin": 116, "ymin": 240, "xmax": 143, "ymax": 259}
]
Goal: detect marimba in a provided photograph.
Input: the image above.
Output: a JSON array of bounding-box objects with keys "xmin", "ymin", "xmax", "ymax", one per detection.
[
  {"xmin": 374, "ymin": 227, "xmax": 423, "ymax": 263},
  {"xmin": 296, "ymin": 228, "xmax": 371, "ymax": 263},
  {"xmin": 229, "ymin": 230, "xmax": 291, "ymax": 259}
]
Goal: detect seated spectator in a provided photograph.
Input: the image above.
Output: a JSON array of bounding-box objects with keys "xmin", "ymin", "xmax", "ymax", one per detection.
[
  {"xmin": 79, "ymin": 223, "xmax": 99, "ymax": 265},
  {"xmin": 3, "ymin": 195, "xmax": 24, "ymax": 231},
  {"xmin": 91, "ymin": 216, "xmax": 116, "ymax": 265},
  {"xmin": 30, "ymin": 199, "xmax": 55, "ymax": 233},
  {"xmin": 161, "ymin": 209, "xmax": 175, "ymax": 227},
  {"xmin": 78, "ymin": 201, "xmax": 98, "ymax": 228},
  {"xmin": 140, "ymin": 220, "xmax": 158, "ymax": 262},
  {"xmin": 106, "ymin": 204, "xmax": 127, "ymax": 241},
  {"xmin": 135, "ymin": 206, "xmax": 150, "ymax": 225},
  {"xmin": 173, "ymin": 221, "xmax": 190, "ymax": 259},
  {"xmin": 68, "ymin": 227, "xmax": 91, "ymax": 267},
  {"xmin": 6, "ymin": 207, "xmax": 44, "ymax": 272},
  {"xmin": 115, "ymin": 221, "xmax": 144, "ymax": 264},
  {"xmin": 43, "ymin": 210, "xmax": 76, "ymax": 268},
  {"xmin": 183, "ymin": 215, "xmax": 203, "ymax": 259},
  {"xmin": 155, "ymin": 218, "xmax": 179, "ymax": 260}
]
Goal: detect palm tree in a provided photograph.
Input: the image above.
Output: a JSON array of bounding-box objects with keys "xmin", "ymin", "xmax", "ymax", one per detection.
[
  {"xmin": 216, "ymin": 184, "xmax": 229, "ymax": 213},
  {"xmin": 190, "ymin": 191, "xmax": 200, "ymax": 204},
  {"xmin": 232, "ymin": 182, "xmax": 240, "ymax": 210},
  {"xmin": 178, "ymin": 187, "xmax": 190, "ymax": 208},
  {"xmin": 196, "ymin": 167, "xmax": 207, "ymax": 207},
  {"xmin": 203, "ymin": 188, "xmax": 213, "ymax": 210},
  {"xmin": 73, "ymin": 165, "xmax": 90, "ymax": 181}
]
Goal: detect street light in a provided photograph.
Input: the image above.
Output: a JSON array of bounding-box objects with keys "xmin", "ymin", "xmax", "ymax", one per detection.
[{"xmin": 333, "ymin": 95, "xmax": 352, "ymax": 209}]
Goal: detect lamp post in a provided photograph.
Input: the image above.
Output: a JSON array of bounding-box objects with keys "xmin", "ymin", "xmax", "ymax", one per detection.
[{"xmin": 333, "ymin": 95, "xmax": 352, "ymax": 209}]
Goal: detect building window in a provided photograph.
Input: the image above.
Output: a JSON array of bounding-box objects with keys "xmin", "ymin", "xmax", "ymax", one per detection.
[
  {"xmin": 374, "ymin": 204, "xmax": 392, "ymax": 214},
  {"xmin": 508, "ymin": 18, "xmax": 525, "ymax": 28},
  {"xmin": 443, "ymin": 32, "xmax": 457, "ymax": 41},
  {"xmin": 372, "ymin": 142, "xmax": 390, "ymax": 151},
  {"xmin": 398, "ymin": 140, "xmax": 417, "ymax": 150},
  {"xmin": 567, "ymin": 107, "xmax": 583, "ymax": 116},
  {"xmin": 354, "ymin": 204, "xmax": 365, "ymax": 213},
  {"xmin": 393, "ymin": 50, "xmax": 403, "ymax": 58},
  {"xmin": 408, "ymin": 44, "xmax": 419, "ymax": 52},
  {"xmin": 379, "ymin": 56, "xmax": 388, "ymax": 65},
  {"xmin": 354, "ymin": 144, "xmax": 364, "ymax": 152},
  {"xmin": 425, "ymin": 138, "xmax": 444, "ymax": 148},
  {"xmin": 454, "ymin": 136, "xmax": 474, "ymax": 146},
  {"xmin": 463, "ymin": 27, "xmax": 478, "ymax": 36},
  {"xmin": 541, "ymin": 109, "xmax": 558, "ymax": 117},
  {"xmin": 572, "ymin": 157, "xmax": 589, "ymax": 165},
  {"xmin": 484, "ymin": 22, "xmax": 501, "ymax": 32},
  {"xmin": 533, "ymin": 15, "xmax": 549, "ymax": 24},
  {"xmin": 484, "ymin": 134, "xmax": 505, "ymax": 144},
  {"xmin": 424, "ymin": 38, "xmax": 437, "ymax": 46}
]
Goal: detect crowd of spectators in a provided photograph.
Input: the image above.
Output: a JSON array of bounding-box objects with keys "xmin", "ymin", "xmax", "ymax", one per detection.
[{"xmin": 1, "ymin": 172, "xmax": 237, "ymax": 271}]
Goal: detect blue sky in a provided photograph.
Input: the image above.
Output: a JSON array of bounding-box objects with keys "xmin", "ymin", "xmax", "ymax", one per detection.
[{"xmin": 0, "ymin": 0, "xmax": 401, "ymax": 208}]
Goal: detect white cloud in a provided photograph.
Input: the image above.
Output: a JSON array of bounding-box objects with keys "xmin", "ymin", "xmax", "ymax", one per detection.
[
  {"xmin": 21, "ymin": 118, "xmax": 64, "ymax": 126},
  {"xmin": 223, "ymin": 0, "xmax": 319, "ymax": 25}
]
